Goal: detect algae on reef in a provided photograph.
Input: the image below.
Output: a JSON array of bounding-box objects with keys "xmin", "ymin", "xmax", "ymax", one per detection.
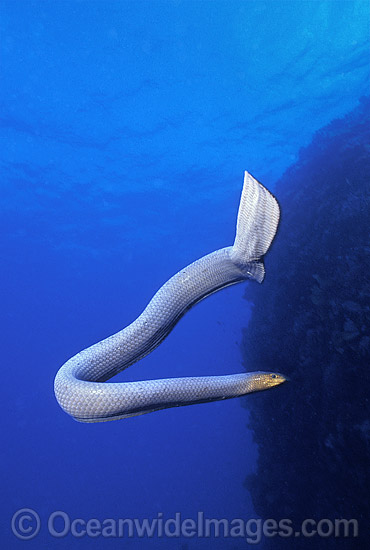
[{"xmin": 242, "ymin": 97, "xmax": 370, "ymax": 549}]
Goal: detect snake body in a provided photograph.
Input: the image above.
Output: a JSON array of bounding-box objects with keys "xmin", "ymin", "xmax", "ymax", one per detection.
[{"xmin": 54, "ymin": 172, "xmax": 285, "ymax": 422}]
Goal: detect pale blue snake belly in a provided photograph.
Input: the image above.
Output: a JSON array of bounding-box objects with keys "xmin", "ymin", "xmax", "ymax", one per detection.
[{"xmin": 54, "ymin": 172, "xmax": 285, "ymax": 422}]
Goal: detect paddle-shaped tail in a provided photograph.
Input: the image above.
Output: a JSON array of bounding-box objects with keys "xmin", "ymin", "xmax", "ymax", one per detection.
[{"xmin": 230, "ymin": 171, "xmax": 280, "ymax": 283}]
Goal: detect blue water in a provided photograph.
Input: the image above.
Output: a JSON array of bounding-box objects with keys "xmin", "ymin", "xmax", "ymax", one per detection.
[{"xmin": 1, "ymin": 1, "xmax": 369, "ymax": 548}]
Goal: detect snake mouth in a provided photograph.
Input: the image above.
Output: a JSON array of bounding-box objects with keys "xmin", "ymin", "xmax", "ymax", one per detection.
[{"xmin": 270, "ymin": 372, "xmax": 289, "ymax": 383}]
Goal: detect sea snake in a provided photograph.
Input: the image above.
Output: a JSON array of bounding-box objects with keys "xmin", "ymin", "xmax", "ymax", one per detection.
[{"xmin": 54, "ymin": 171, "xmax": 285, "ymax": 422}]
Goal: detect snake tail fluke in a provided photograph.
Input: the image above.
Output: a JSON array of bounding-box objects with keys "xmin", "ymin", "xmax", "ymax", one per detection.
[{"xmin": 231, "ymin": 170, "xmax": 280, "ymax": 269}]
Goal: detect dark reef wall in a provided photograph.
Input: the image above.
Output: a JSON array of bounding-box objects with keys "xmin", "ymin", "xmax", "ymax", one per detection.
[{"xmin": 243, "ymin": 97, "xmax": 370, "ymax": 548}]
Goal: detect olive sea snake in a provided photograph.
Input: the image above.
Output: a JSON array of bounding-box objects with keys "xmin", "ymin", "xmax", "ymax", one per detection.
[{"xmin": 54, "ymin": 172, "xmax": 286, "ymax": 422}]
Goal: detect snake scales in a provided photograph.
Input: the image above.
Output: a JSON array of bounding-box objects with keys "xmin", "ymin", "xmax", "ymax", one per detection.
[{"xmin": 54, "ymin": 172, "xmax": 285, "ymax": 422}]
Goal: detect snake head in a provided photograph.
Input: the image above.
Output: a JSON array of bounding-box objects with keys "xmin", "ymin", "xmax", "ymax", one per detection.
[{"xmin": 251, "ymin": 371, "xmax": 288, "ymax": 392}]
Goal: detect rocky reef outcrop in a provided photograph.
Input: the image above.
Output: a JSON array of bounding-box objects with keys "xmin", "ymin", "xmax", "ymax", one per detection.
[{"xmin": 243, "ymin": 97, "xmax": 370, "ymax": 548}]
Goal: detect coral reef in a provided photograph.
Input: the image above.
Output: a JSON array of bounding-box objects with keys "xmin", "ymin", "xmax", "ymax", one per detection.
[{"xmin": 242, "ymin": 96, "xmax": 370, "ymax": 548}]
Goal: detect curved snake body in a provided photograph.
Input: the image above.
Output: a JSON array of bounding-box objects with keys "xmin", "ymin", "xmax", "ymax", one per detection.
[{"xmin": 54, "ymin": 172, "xmax": 285, "ymax": 422}]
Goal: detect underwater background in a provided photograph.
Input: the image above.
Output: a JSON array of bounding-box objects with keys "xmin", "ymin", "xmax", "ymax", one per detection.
[{"xmin": 1, "ymin": 1, "xmax": 369, "ymax": 548}]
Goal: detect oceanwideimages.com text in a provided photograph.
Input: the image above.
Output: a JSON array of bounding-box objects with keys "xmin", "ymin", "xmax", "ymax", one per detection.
[{"xmin": 11, "ymin": 509, "xmax": 358, "ymax": 544}]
